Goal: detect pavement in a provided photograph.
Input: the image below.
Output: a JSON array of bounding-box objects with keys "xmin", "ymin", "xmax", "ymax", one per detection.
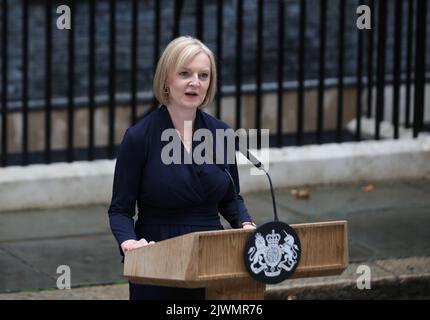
[{"xmin": 0, "ymin": 178, "xmax": 429, "ymax": 299}]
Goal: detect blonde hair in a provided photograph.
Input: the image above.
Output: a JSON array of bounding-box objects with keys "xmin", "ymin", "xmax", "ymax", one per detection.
[{"xmin": 153, "ymin": 36, "xmax": 217, "ymax": 108}]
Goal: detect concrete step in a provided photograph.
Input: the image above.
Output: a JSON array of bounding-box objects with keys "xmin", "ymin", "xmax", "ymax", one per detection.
[{"xmin": 0, "ymin": 256, "xmax": 428, "ymax": 300}]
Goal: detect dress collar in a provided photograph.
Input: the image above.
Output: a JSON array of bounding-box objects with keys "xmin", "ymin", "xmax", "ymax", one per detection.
[{"xmin": 158, "ymin": 104, "xmax": 205, "ymax": 132}]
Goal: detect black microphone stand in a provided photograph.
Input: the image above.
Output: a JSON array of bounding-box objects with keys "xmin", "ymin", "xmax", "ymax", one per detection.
[{"xmin": 255, "ymin": 165, "xmax": 279, "ymax": 222}]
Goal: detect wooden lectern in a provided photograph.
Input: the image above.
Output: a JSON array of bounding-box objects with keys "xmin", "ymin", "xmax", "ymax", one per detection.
[{"xmin": 124, "ymin": 220, "xmax": 348, "ymax": 299}]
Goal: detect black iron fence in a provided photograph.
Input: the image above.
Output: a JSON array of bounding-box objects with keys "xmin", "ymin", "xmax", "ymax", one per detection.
[{"xmin": 0, "ymin": 0, "xmax": 429, "ymax": 167}]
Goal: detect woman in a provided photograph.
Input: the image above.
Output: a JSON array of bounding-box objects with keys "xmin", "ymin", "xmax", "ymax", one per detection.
[{"xmin": 108, "ymin": 36, "xmax": 256, "ymax": 300}]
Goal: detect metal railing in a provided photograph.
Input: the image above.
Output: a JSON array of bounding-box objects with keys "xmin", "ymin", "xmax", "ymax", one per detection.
[{"xmin": 0, "ymin": 0, "xmax": 428, "ymax": 167}]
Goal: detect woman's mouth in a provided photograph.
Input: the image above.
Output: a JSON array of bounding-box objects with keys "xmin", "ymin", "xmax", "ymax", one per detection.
[{"xmin": 185, "ymin": 92, "xmax": 199, "ymax": 99}]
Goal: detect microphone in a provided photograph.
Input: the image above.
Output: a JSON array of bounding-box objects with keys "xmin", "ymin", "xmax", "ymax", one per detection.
[
  {"xmin": 236, "ymin": 139, "xmax": 264, "ymax": 170},
  {"xmin": 206, "ymin": 129, "xmax": 278, "ymax": 225},
  {"xmin": 234, "ymin": 137, "xmax": 279, "ymax": 222}
]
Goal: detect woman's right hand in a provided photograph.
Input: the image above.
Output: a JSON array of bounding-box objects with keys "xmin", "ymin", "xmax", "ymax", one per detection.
[{"xmin": 121, "ymin": 238, "xmax": 155, "ymax": 252}]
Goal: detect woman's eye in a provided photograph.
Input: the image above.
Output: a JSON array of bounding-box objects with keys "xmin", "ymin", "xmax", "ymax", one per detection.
[
  {"xmin": 200, "ymin": 73, "xmax": 209, "ymax": 79},
  {"xmin": 179, "ymin": 71, "xmax": 188, "ymax": 77}
]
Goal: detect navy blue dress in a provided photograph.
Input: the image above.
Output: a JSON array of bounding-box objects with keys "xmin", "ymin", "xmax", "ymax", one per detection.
[{"xmin": 108, "ymin": 105, "xmax": 253, "ymax": 300}]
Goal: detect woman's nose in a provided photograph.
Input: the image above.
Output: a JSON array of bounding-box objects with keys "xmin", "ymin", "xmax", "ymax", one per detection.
[{"xmin": 189, "ymin": 74, "xmax": 200, "ymax": 86}]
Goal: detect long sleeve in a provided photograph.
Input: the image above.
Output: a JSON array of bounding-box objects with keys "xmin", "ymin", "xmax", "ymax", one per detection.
[
  {"xmin": 108, "ymin": 128, "xmax": 144, "ymax": 246},
  {"xmin": 218, "ymin": 158, "xmax": 253, "ymax": 228}
]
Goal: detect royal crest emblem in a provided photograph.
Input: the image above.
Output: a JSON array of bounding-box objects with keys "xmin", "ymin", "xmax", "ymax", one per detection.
[{"xmin": 244, "ymin": 221, "xmax": 301, "ymax": 284}]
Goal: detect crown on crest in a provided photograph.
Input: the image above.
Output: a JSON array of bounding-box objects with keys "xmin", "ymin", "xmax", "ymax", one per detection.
[{"xmin": 266, "ymin": 230, "xmax": 280, "ymax": 245}]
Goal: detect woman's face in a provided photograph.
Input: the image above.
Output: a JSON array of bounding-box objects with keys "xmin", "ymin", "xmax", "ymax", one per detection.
[{"xmin": 166, "ymin": 52, "xmax": 211, "ymax": 111}]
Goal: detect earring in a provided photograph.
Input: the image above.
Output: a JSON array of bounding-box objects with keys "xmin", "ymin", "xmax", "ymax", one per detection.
[{"xmin": 163, "ymin": 86, "xmax": 170, "ymax": 103}]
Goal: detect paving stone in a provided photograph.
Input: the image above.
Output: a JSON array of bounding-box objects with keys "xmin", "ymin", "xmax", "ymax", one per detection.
[{"xmin": 1, "ymin": 178, "xmax": 429, "ymax": 297}]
